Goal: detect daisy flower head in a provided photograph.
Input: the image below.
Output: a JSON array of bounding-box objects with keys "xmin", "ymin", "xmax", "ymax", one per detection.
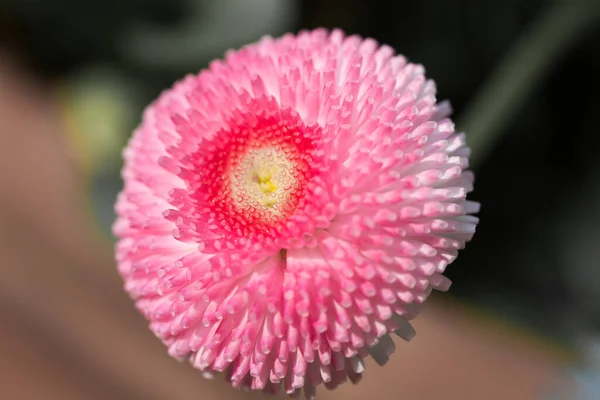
[{"xmin": 114, "ymin": 28, "xmax": 479, "ymax": 398}]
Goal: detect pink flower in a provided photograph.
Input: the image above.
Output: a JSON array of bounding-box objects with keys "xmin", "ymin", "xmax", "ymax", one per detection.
[{"xmin": 114, "ymin": 28, "xmax": 479, "ymax": 398}]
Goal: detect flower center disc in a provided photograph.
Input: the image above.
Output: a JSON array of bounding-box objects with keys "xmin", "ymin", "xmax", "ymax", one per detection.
[
  {"xmin": 234, "ymin": 146, "xmax": 295, "ymax": 211},
  {"xmin": 192, "ymin": 108, "xmax": 320, "ymax": 239}
]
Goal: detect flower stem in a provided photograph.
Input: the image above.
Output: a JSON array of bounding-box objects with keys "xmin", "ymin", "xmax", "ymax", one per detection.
[{"xmin": 458, "ymin": 0, "xmax": 600, "ymax": 168}]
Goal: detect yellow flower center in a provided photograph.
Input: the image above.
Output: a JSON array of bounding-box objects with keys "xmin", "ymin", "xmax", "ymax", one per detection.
[
  {"xmin": 229, "ymin": 146, "xmax": 300, "ymax": 217},
  {"xmin": 254, "ymin": 167, "xmax": 278, "ymax": 207}
]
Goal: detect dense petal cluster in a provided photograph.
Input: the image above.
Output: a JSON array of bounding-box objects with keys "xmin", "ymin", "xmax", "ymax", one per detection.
[{"xmin": 114, "ymin": 28, "xmax": 479, "ymax": 398}]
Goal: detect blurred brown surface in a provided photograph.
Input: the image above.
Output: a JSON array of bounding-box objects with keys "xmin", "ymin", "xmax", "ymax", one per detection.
[{"xmin": 0, "ymin": 49, "xmax": 575, "ymax": 400}]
